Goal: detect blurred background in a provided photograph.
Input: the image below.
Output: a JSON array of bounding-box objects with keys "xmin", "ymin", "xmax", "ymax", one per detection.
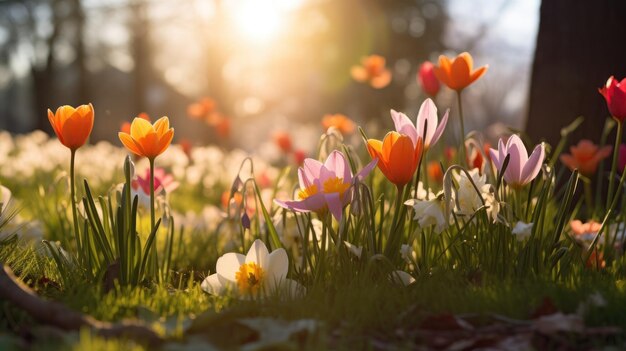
[{"xmin": 0, "ymin": 0, "xmax": 624, "ymax": 154}]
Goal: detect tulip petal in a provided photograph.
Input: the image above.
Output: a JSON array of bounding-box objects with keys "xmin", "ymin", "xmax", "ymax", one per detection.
[
  {"xmin": 416, "ymin": 98, "xmax": 438, "ymax": 147},
  {"xmin": 370, "ymin": 69, "xmax": 392, "ymax": 89},
  {"xmin": 521, "ymin": 144, "xmax": 545, "ymax": 185},
  {"xmin": 118, "ymin": 132, "xmax": 143, "ymax": 156},
  {"xmin": 429, "ymin": 108, "xmax": 449, "ymax": 148},
  {"xmin": 60, "ymin": 113, "xmax": 92, "ymax": 149},
  {"xmin": 216, "ymin": 253, "xmax": 246, "ymax": 282},
  {"xmin": 434, "ymin": 55, "xmax": 452, "ymax": 88},
  {"xmin": 130, "ymin": 117, "xmax": 154, "ymax": 139},
  {"xmin": 154, "ymin": 128, "xmax": 174, "ymax": 157},
  {"xmin": 559, "ymin": 154, "xmax": 577, "ymax": 172},
  {"xmin": 153, "ymin": 116, "xmax": 170, "ymax": 135},
  {"xmin": 450, "ymin": 54, "xmax": 472, "ymax": 90},
  {"xmin": 388, "ymin": 133, "xmax": 418, "ymax": 185},
  {"xmin": 470, "ymin": 65, "xmax": 488, "ymax": 84},
  {"xmin": 350, "ymin": 66, "xmax": 368, "ymax": 82},
  {"xmin": 390, "ymin": 109, "xmax": 418, "ymax": 147},
  {"xmin": 367, "ymin": 139, "xmax": 391, "ymax": 178},
  {"xmin": 246, "ymin": 239, "xmax": 269, "ymax": 269}
]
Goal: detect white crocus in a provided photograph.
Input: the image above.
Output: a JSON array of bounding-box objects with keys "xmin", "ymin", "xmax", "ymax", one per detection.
[
  {"xmin": 512, "ymin": 221, "xmax": 533, "ymax": 241},
  {"xmin": 201, "ymin": 239, "xmax": 304, "ymax": 298},
  {"xmin": 405, "ymin": 192, "xmax": 450, "ymax": 234}
]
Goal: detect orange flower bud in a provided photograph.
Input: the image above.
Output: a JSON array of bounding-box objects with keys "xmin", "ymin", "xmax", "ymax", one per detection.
[
  {"xmin": 367, "ymin": 132, "xmax": 422, "ymax": 187},
  {"xmin": 48, "ymin": 103, "xmax": 94, "ymax": 151},
  {"xmin": 433, "ymin": 52, "xmax": 487, "ymax": 92},
  {"xmin": 118, "ymin": 117, "xmax": 174, "ymax": 160}
]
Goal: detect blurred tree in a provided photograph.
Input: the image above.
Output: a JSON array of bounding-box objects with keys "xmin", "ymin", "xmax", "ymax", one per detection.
[{"xmin": 527, "ymin": 0, "xmax": 626, "ymax": 146}]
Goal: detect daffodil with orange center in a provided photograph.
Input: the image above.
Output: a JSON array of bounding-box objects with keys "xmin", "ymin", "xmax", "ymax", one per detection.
[
  {"xmin": 118, "ymin": 117, "xmax": 174, "ymax": 160},
  {"xmin": 433, "ymin": 52, "xmax": 488, "ymax": 92},
  {"xmin": 367, "ymin": 132, "xmax": 423, "ymax": 188},
  {"xmin": 48, "ymin": 103, "xmax": 94, "ymax": 151}
]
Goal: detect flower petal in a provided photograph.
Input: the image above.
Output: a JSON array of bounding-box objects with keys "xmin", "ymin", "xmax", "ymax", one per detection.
[
  {"xmin": 416, "ymin": 98, "xmax": 437, "ymax": 147},
  {"xmin": 266, "ymin": 248, "xmax": 288, "ymax": 286},
  {"xmin": 324, "ymin": 150, "xmax": 351, "ymax": 182},
  {"xmin": 215, "ymin": 252, "xmax": 246, "ymax": 282},
  {"xmin": 324, "ymin": 192, "xmax": 343, "ymax": 222},
  {"xmin": 246, "ymin": 239, "xmax": 269, "ymax": 269},
  {"xmin": 521, "ymin": 143, "xmax": 545, "ymax": 185},
  {"xmin": 201, "ymin": 273, "xmax": 225, "ymax": 295},
  {"xmin": 130, "ymin": 117, "xmax": 154, "ymax": 139},
  {"xmin": 390, "ymin": 109, "xmax": 417, "ymax": 147}
]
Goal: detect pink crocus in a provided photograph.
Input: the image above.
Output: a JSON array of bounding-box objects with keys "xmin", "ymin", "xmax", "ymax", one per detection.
[
  {"xmin": 132, "ymin": 167, "xmax": 179, "ymax": 196},
  {"xmin": 489, "ymin": 134, "xmax": 545, "ymax": 188},
  {"xmin": 274, "ymin": 150, "xmax": 376, "ymax": 222},
  {"xmin": 390, "ymin": 98, "xmax": 449, "ymax": 150}
]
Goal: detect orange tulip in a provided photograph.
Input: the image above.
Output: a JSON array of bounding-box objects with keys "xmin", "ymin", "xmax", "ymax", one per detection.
[
  {"xmin": 351, "ymin": 55, "xmax": 392, "ymax": 89},
  {"xmin": 322, "ymin": 114, "xmax": 356, "ymax": 135},
  {"xmin": 48, "ymin": 103, "xmax": 94, "ymax": 150},
  {"xmin": 367, "ymin": 131, "xmax": 423, "ymax": 187},
  {"xmin": 120, "ymin": 113, "xmax": 150, "ymax": 134},
  {"xmin": 433, "ymin": 52, "xmax": 488, "ymax": 92},
  {"xmin": 559, "ymin": 140, "xmax": 612, "ymax": 177},
  {"xmin": 118, "ymin": 117, "xmax": 174, "ymax": 160}
]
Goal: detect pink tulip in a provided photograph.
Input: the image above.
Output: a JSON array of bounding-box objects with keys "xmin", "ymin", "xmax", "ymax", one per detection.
[
  {"xmin": 132, "ymin": 167, "xmax": 179, "ymax": 196},
  {"xmin": 489, "ymin": 134, "xmax": 545, "ymax": 188},
  {"xmin": 390, "ymin": 98, "xmax": 449, "ymax": 150},
  {"xmin": 418, "ymin": 61, "xmax": 440, "ymax": 97},
  {"xmin": 274, "ymin": 150, "xmax": 376, "ymax": 222}
]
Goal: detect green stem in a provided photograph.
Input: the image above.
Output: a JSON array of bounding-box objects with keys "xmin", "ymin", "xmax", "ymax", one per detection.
[
  {"xmin": 457, "ymin": 90, "xmax": 466, "ymax": 167},
  {"xmin": 583, "ymin": 178, "xmax": 593, "ymax": 217},
  {"xmin": 607, "ymin": 120, "xmax": 623, "ymax": 210},
  {"xmin": 149, "ymin": 158, "xmax": 155, "ymax": 232},
  {"xmin": 70, "ymin": 149, "xmax": 82, "ymax": 263}
]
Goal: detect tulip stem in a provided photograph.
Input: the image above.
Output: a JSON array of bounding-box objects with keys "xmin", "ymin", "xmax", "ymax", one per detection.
[
  {"xmin": 70, "ymin": 149, "xmax": 82, "ymax": 263},
  {"xmin": 583, "ymin": 178, "xmax": 593, "ymax": 215},
  {"xmin": 457, "ymin": 91, "xmax": 467, "ymax": 167},
  {"xmin": 607, "ymin": 120, "xmax": 623, "ymax": 210}
]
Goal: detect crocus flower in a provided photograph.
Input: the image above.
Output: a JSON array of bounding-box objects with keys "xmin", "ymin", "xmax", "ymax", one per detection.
[
  {"xmin": 489, "ymin": 134, "xmax": 545, "ymax": 188},
  {"xmin": 350, "ymin": 55, "xmax": 392, "ymax": 89},
  {"xmin": 390, "ymin": 98, "xmax": 449, "ymax": 150},
  {"xmin": 322, "ymin": 114, "xmax": 355, "ymax": 135},
  {"xmin": 274, "ymin": 150, "xmax": 376, "ymax": 222},
  {"xmin": 367, "ymin": 132, "xmax": 422, "ymax": 187},
  {"xmin": 48, "ymin": 104, "xmax": 94, "ymax": 150},
  {"xmin": 433, "ymin": 52, "xmax": 488, "ymax": 92},
  {"xmin": 559, "ymin": 140, "xmax": 612, "ymax": 177},
  {"xmin": 118, "ymin": 117, "xmax": 174, "ymax": 160},
  {"xmin": 598, "ymin": 76, "xmax": 626, "ymax": 122},
  {"xmin": 201, "ymin": 239, "xmax": 304, "ymax": 298},
  {"xmin": 418, "ymin": 61, "xmax": 440, "ymax": 97}
]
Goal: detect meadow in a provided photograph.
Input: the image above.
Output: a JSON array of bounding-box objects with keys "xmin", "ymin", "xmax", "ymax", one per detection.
[{"xmin": 1, "ymin": 52, "xmax": 626, "ymax": 350}]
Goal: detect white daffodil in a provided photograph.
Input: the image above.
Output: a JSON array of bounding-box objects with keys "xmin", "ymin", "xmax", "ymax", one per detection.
[
  {"xmin": 481, "ymin": 184, "xmax": 502, "ymax": 223},
  {"xmin": 512, "ymin": 221, "xmax": 533, "ymax": 241},
  {"xmin": 405, "ymin": 192, "xmax": 450, "ymax": 234},
  {"xmin": 201, "ymin": 239, "xmax": 304, "ymax": 299},
  {"xmin": 455, "ymin": 168, "xmax": 487, "ymax": 216}
]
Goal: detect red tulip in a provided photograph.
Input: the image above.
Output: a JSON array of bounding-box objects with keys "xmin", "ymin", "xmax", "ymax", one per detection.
[
  {"xmin": 417, "ymin": 62, "xmax": 440, "ymax": 97},
  {"xmin": 599, "ymin": 76, "xmax": 626, "ymax": 122}
]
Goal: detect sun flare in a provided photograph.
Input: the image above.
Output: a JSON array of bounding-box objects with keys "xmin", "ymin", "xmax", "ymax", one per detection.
[{"xmin": 228, "ymin": 0, "xmax": 302, "ymax": 43}]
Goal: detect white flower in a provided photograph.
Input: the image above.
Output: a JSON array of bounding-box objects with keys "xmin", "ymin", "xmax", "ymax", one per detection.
[
  {"xmin": 405, "ymin": 193, "xmax": 449, "ymax": 234},
  {"xmin": 390, "ymin": 270, "xmax": 415, "ymax": 286},
  {"xmin": 400, "ymin": 244, "xmax": 414, "ymax": 264},
  {"xmin": 512, "ymin": 221, "xmax": 533, "ymax": 241},
  {"xmin": 343, "ymin": 241, "xmax": 362, "ymax": 259},
  {"xmin": 415, "ymin": 181, "xmax": 436, "ymax": 200},
  {"xmin": 201, "ymin": 239, "xmax": 304, "ymax": 298},
  {"xmin": 455, "ymin": 168, "xmax": 487, "ymax": 216},
  {"xmin": 482, "ymin": 184, "xmax": 502, "ymax": 223}
]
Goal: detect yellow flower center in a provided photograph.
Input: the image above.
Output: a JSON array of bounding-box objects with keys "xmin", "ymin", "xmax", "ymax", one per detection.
[
  {"xmin": 235, "ymin": 262, "xmax": 265, "ymax": 295},
  {"xmin": 298, "ymin": 184, "xmax": 318, "ymax": 200},
  {"xmin": 322, "ymin": 177, "xmax": 350, "ymax": 197}
]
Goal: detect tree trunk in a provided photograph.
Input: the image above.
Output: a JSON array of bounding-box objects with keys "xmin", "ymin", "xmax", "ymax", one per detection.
[{"xmin": 526, "ymin": 0, "xmax": 626, "ymax": 147}]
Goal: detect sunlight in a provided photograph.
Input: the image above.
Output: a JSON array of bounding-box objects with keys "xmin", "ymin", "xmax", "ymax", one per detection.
[{"xmin": 228, "ymin": 0, "xmax": 303, "ymax": 43}]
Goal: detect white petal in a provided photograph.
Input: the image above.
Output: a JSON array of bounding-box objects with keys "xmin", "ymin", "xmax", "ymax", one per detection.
[
  {"xmin": 246, "ymin": 239, "xmax": 270, "ymax": 269},
  {"xmin": 216, "ymin": 253, "xmax": 245, "ymax": 282},
  {"xmin": 267, "ymin": 248, "xmax": 289, "ymax": 286},
  {"xmin": 201, "ymin": 273, "xmax": 224, "ymax": 295},
  {"xmin": 390, "ymin": 270, "xmax": 416, "ymax": 286}
]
